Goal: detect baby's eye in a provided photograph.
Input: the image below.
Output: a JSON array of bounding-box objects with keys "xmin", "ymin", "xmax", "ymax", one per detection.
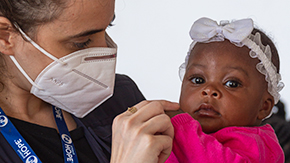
[
  {"xmin": 225, "ymin": 80, "xmax": 240, "ymax": 88},
  {"xmin": 190, "ymin": 77, "xmax": 205, "ymax": 84},
  {"xmin": 73, "ymin": 39, "xmax": 92, "ymax": 49}
]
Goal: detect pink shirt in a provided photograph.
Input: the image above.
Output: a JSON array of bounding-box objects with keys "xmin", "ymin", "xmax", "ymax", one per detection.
[{"xmin": 166, "ymin": 113, "xmax": 284, "ymax": 163}]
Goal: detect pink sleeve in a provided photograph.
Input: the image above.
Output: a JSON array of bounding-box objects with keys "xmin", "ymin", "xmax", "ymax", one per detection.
[{"xmin": 165, "ymin": 113, "xmax": 284, "ymax": 163}]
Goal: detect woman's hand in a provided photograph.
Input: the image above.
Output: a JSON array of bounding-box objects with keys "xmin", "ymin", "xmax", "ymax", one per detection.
[{"xmin": 111, "ymin": 100, "xmax": 180, "ymax": 163}]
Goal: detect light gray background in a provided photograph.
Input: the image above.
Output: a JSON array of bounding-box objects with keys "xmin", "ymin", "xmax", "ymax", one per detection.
[{"xmin": 107, "ymin": 0, "xmax": 290, "ymax": 119}]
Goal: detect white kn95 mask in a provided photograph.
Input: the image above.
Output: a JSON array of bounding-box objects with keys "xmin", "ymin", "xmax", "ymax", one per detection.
[{"xmin": 10, "ymin": 26, "xmax": 117, "ymax": 118}]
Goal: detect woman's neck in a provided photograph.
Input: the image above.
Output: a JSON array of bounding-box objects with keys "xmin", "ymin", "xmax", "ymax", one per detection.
[{"xmin": 0, "ymin": 85, "xmax": 77, "ymax": 131}]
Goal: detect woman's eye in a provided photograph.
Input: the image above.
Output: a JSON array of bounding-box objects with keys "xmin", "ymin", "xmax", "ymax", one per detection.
[
  {"xmin": 190, "ymin": 77, "xmax": 205, "ymax": 84},
  {"xmin": 225, "ymin": 80, "xmax": 240, "ymax": 88},
  {"xmin": 73, "ymin": 39, "xmax": 92, "ymax": 49},
  {"xmin": 108, "ymin": 14, "xmax": 116, "ymax": 27}
]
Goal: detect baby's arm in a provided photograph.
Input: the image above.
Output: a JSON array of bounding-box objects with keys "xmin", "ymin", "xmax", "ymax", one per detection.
[{"xmin": 166, "ymin": 113, "xmax": 284, "ymax": 163}]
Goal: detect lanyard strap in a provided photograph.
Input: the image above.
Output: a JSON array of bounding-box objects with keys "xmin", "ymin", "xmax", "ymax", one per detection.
[
  {"xmin": 0, "ymin": 107, "xmax": 42, "ymax": 163},
  {"xmin": 52, "ymin": 106, "xmax": 79, "ymax": 163},
  {"xmin": 0, "ymin": 106, "xmax": 80, "ymax": 163}
]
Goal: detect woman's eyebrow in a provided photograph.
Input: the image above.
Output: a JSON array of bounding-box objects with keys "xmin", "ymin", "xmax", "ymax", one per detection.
[
  {"xmin": 66, "ymin": 15, "xmax": 115, "ymax": 39},
  {"xmin": 68, "ymin": 28, "xmax": 105, "ymax": 39}
]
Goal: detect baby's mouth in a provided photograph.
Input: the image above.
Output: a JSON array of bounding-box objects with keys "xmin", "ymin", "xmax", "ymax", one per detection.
[{"xmin": 194, "ymin": 104, "xmax": 221, "ymax": 117}]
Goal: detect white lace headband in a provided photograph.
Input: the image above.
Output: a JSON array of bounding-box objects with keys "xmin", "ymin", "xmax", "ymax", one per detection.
[{"xmin": 179, "ymin": 17, "xmax": 284, "ymax": 104}]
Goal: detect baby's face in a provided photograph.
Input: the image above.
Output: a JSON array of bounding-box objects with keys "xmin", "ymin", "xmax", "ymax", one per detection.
[{"xmin": 179, "ymin": 40, "xmax": 273, "ymax": 134}]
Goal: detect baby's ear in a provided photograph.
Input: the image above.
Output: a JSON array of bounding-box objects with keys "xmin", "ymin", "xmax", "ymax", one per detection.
[
  {"xmin": 257, "ymin": 96, "xmax": 274, "ymax": 120},
  {"xmin": 0, "ymin": 17, "xmax": 15, "ymax": 56}
]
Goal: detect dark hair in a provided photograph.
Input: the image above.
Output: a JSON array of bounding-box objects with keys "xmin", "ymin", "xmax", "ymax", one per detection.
[
  {"xmin": 0, "ymin": 0, "xmax": 68, "ymax": 36},
  {"xmin": 252, "ymin": 28, "xmax": 280, "ymax": 73}
]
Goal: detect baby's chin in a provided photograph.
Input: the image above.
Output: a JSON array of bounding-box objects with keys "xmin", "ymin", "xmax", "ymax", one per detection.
[
  {"xmin": 201, "ymin": 128, "xmax": 219, "ymax": 134},
  {"xmin": 199, "ymin": 123, "xmax": 223, "ymax": 134}
]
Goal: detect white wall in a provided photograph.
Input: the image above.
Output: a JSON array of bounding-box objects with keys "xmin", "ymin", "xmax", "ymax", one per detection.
[{"xmin": 107, "ymin": 0, "xmax": 290, "ymax": 119}]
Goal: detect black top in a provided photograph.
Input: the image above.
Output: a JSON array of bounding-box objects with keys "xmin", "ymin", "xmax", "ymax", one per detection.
[
  {"xmin": 0, "ymin": 74, "xmax": 145, "ymax": 163},
  {"xmin": 9, "ymin": 117, "xmax": 100, "ymax": 163}
]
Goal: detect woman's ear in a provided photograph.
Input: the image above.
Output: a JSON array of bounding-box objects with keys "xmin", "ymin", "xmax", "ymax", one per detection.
[
  {"xmin": 257, "ymin": 96, "xmax": 274, "ymax": 120},
  {"xmin": 0, "ymin": 17, "xmax": 15, "ymax": 56}
]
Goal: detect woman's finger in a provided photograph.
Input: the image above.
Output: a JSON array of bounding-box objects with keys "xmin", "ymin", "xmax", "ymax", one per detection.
[
  {"xmin": 165, "ymin": 109, "xmax": 184, "ymax": 118},
  {"xmin": 142, "ymin": 113, "xmax": 174, "ymax": 138},
  {"xmin": 154, "ymin": 135, "xmax": 173, "ymax": 163},
  {"xmin": 126, "ymin": 100, "xmax": 179, "ymax": 122}
]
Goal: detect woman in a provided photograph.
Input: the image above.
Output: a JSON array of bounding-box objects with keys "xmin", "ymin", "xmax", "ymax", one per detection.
[{"xmin": 0, "ymin": 0, "xmax": 179, "ymax": 162}]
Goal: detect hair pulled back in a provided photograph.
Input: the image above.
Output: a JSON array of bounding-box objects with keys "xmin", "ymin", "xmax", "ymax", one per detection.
[
  {"xmin": 0, "ymin": 0, "xmax": 69, "ymax": 89},
  {"xmin": 0, "ymin": 0, "xmax": 68, "ymax": 35}
]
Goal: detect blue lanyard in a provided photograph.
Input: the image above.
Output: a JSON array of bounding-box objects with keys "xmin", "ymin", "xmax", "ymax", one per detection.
[
  {"xmin": 0, "ymin": 106, "xmax": 79, "ymax": 163},
  {"xmin": 52, "ymin": 105, "xmax": 79, "ymax": 163},
  {"xmin": 0, "ymin": 107, "xmax": 42, "ymax": 163}
]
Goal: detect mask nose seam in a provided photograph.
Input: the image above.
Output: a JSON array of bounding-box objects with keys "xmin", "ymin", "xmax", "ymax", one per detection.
[{"xmin": 72, "ymin": 69, "xmax": 108, "ymax": 88}]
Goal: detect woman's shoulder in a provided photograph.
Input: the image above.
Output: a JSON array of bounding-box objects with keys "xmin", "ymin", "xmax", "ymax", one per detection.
[
  {"xmin": 80, "ymin": 74, "xmax": 145, "ymax": 125},
  {"xmin": 79, "ymin": 74, "xmax": 145, "ymax": 143},
  {"xmin": 114, "ymin": 74, "xmax": 138, "ymax": 86}
]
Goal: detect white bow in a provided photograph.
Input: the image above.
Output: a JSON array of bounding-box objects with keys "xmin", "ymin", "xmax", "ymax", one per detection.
[{"xmin": 189, "ymin": 17, "xmax": 254, "ymax": 44}]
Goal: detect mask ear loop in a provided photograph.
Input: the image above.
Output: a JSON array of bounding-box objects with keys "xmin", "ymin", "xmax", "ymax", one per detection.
[
  {"xmin": 10, "ymin": 23, "xmax": 67, "ymax": 90},
  {"xmin": 9, "ymin": 56, "xmax": 43, "ymax": 90},
  {"xmin": 13, "ymin": 23, "xmax": 66, "ymax": 65}
]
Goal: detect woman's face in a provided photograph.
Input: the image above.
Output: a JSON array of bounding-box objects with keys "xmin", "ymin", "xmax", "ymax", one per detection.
[
  {"xmin": 11, "ymin": 0, "xmax": 115, "ymax": 87},
  {"xmin": 179, "ymin": 40, "xmax": 273, "ymax": 134}
]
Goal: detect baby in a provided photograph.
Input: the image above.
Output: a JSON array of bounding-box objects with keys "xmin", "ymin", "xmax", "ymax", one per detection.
[{"xmin": 166, "ymin": 17, "xmax": 285, "ymax": 163}]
